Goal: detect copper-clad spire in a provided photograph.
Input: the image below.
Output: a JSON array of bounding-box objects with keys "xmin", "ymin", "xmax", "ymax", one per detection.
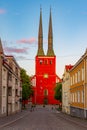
[
  {"xmin": 47, "ymin": 8, "xmax": 55, "ymax": 56},
  {"xmin": 37, "ymin": 7, "xmax": 45, "ymax": 56}
]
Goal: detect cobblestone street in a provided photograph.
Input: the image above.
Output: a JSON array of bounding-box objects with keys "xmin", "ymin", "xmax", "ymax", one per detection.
[{"xmin": 0, "ymin": 105, "xmax": 87, "ymax": 130}]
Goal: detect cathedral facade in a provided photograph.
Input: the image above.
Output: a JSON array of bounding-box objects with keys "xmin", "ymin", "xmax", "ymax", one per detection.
[{"xmin": 32, "ymin": 9, "xmax": 61, "ymax": 105}]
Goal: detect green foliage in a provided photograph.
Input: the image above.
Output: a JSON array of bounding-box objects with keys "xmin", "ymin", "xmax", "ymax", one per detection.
[
  {"xmin": 54, "ymin": 82, "xmax": 62, "ymax": 102},
  {"xmin": 20, "ymin": 68, "xmax": 33, "ymax": 100}
]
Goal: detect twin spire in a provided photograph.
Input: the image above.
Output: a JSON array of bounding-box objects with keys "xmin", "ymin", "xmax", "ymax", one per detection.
[{"xmin": 37, "ymin": 8, "xmax": 55, "ymax": 56}]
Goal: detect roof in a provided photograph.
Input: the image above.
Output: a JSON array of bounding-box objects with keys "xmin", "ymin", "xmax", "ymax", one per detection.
[
  {"xmin": 65, "ymin": 65, "xmax": 73, "ymax": 71},
  {"xmin": 69, "ymin": 48, "xmax": 87, "ymax": 72}
]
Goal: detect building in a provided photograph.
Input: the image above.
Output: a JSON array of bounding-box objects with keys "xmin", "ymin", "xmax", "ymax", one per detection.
[
  {"xmin": 0, "ymin": 39, "xmax": 22, "ymax": 117},
  {"xmin": 70, "ymin": 49, "xmax": 87, "ymax": 118},
  {"xmin": 31, "ymin": 9, "xmax": 61, "ymax": 105},
  {"xmin": 62, "ymin": 65, "xmax": 73, "ymax": 114}
]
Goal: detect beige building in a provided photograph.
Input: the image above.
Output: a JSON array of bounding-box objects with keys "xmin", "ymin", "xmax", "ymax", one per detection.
[
  {"xmin": 0, "ymin": 39, "xmax": 22, "ymax": 117},
  {"xmin": 70, "ymin": 49, "xmax": 87, "ymax": 118},
  {"xmin": 62, "ymin": 65, "xmax": 73, "ymax": 114}
]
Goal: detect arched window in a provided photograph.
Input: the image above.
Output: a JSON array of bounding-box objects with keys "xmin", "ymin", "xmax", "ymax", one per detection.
[
  {"xmin": 50, "ymin": 60, "xmax": 52, "ymax": 64},
  {"xmin": 39, "ymin": 59, "xmax": 43, "ymax": 64},
  {"xmin": 44, "ymin": 89, "xmax": 48, "ymax": 96}
]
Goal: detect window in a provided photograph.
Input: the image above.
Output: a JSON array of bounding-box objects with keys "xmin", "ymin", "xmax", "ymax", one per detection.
[
  {"xmin": 2, "ymin": 68, "xmax": 6, "ymax": 80},
  {"xmin": 75, "ymin": 73, "xmax": 77, "ymax": 83},
  {"xmin": 70, "ymin": 93, "xmax": 73, "ymax": 103},
  {"xmin": 15, "ymin": 78, "xmax": 18, "ymax": 85},
  {"xmin": 44, "ymin": 60, "xmax": 48, "ymax": 64},
  {"xmin": 82, "ymin": 67, "xmax": 84, "ymax": 81},
  {"xmin": 70, "ymin": 77, "xmax": 72, "ymax": 86},
  {"xmin": 72, "ymin": 93, "xmax": 74, "ymax": 102},
  {"xmin": 12, "ymin": 89, "xmax": 15, "ymax": 96},
  {"xmin": 77, "ymin": 91, "xmax": 80, "ymax": 103},
  {"xmin": 8, "ymin": 87, "xmax": 12, "ymax": 96},
  {"xmin": 75, "ymin": 92, "xmax": 77, "ymax": 102},
  {"xmin": 39, "ymin": 59, "xmax": 43, "ymax": 64},
  {"xmin": 44, "ymin": 89, "xmax": 48, "ymax": 96},
  {"xmin": 73, "ymin": 75, "xmax": 74, "ymax": 84},
  {"xmin": 78, "ymin": 70, "xmax": 80, "ymax": 82},
  {"xmin": 15, "ymin": 89, "xmax": 18, "ymax": 96},
  {"xmin": 81, "ymin": 90, "xmax": 84, "ymax": 103},
  {"xmin": 3, "ymin": 86, "xmax": 6, "ymax": 95},
  {"xmin": 50, "ymin": 60, "xmax": 52, "ymax": 64},
  {"xmin": 3, "ymin": 106, "xmax": 6, "ymax": 113},
  {"xmin": 15, "ymin": 66, "xmax": 18, "ymax": 75},
  {"xmin": 8, "ymin": 73, "xmax": 12, "ymax": 81}
]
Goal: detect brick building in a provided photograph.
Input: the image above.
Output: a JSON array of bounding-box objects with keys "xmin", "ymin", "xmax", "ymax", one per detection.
[{"xmin": 31, "ymin": 9, "xmax": 61, "ymax": 105}]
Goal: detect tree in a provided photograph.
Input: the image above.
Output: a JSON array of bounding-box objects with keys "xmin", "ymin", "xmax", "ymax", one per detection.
[
  {"xmin": 20, "ymin": 68, "xmax": 33, "ymax": 107},
  {"xmin": 54, "ymin": 82, "xmax": 62, "ymax": 102}
]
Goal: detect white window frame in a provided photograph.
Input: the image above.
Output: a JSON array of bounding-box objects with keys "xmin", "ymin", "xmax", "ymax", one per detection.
[
  {"xmin": 77, "ymin": 91, "xmax": 80, "ymax": 103},
  {"xmin": 82, "ymin": 67, "xmax": 84, "ymax": 81}
]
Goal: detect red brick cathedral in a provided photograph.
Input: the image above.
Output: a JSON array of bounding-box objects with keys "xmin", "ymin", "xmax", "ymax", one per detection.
[{"xmin": 31, "ymin": 9, "xmax": 61, "ymax": 105}]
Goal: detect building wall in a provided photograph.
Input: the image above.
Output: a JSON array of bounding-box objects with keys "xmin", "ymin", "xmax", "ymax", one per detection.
[
  {"xmin": 0, "ymin": 55, "xmax": 2, "ymax": 115},
  {"xmin": 0, "ymin": 50, "xmax": 22, "ymax": 117},
  {"xmin": 70, "ymin": 60, "xmax": 84, "ymax": 109},
  {"xmin": 6, "ymin": 57, "xmax": 22, "ymax": 115},
  {"xmin": 1, "ymin": 66, "xmax": 7, "ymax": 115},
  {"xmin": 62, "ymin": 70, "xmax": 70, "ymax": 114},
  {"xmin": 70, "ymin": 50, "xmax": 87, "ymax": 118}
]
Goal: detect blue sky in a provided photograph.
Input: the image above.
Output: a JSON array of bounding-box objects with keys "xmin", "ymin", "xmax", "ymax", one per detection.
[{"xmin": 0, "ymin": 0, "xmax": 87, "ymax": 78}]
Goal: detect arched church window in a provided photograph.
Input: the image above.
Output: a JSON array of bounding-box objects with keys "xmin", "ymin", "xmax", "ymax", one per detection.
[
  {"xmin": 39, "ymin": 59, "xmax": 43, "ymax": 64},
  {"xmin": 44, "ymin": 89, "xmax": 48, "ymax": 96},
  {"xmin": 45, "ymin": 60, "xmax": 48, "ymax": 64},
  {"xmin": 50, "ymin": 60, "xmax": 52, "ymax": 64}
]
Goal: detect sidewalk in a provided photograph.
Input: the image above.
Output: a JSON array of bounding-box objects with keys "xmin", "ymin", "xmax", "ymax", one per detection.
[
  {"xmin": 55, "ymin": 111, "xmax": 87, "ymax": 129},
  {"xmin": 0, "ymin": 108, "xmax": 30, "ymax": 128}
]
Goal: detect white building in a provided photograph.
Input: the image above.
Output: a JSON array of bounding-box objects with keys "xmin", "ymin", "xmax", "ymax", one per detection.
[
  {"xmin": 0, "ymin": 39, "xmax": 22, "ymax": 117},
  {"xmin": 62, "ymin": 65, "xmax": 73, "ymax": 114}
]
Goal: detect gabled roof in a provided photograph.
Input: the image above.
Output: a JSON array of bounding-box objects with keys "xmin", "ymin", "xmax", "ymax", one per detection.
[
  {"xmin": 69, "ymin": 48, "xmax": 87, "ymax": 72},
  {"xmin": 65, "ymin": 64, "xmax": 73, "ymax": 71}
]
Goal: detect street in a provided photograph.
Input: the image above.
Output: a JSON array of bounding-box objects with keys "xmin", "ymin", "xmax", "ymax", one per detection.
[{"xmin": 0, "ymin": 105, "xmax": 87, "ymax": 130}]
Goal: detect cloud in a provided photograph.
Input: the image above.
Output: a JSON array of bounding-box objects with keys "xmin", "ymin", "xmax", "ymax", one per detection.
[
  {"xmin": 15, "ymin": 56, "xmax": 34, "ymax": 61},
  {"xmin": 4, "ymin": 47, "xmax": 28, "ymax": 54},
  {"xmin": 17, "ymin": 37, "xmax": 37, "ymax": 44},
  {"xmin": 0, "ymin": 9, "xmax": 6, "ymax": 14}
]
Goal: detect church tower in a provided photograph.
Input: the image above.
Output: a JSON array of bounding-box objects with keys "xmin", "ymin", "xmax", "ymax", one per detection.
[{"xmin": 33, "ymin": 8, "xmax": 60, "ymax": 105}]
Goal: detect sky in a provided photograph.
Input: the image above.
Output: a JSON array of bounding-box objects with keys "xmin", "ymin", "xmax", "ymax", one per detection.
[{"xmin": 0, "ymin": 0, "xmax": 87, "ymax": 78}]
